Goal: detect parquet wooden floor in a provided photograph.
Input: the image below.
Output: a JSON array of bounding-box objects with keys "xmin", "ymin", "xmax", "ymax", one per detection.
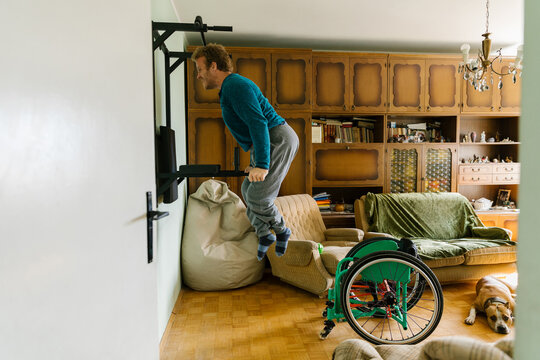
[{"xmin": 160, "ymin": 272, "xmax": 515, "ymax": 360}]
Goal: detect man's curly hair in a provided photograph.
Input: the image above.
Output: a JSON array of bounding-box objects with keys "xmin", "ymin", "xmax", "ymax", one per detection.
[{"xmin": 191, "ymin": 43, "xmax": 233, "ymax": 72}]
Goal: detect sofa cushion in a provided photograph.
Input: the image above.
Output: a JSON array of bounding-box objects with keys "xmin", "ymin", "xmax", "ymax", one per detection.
[
  {"xmin": 320, "ymin": 246, "xmax": 352, "ymax": 275},
  {"xmin": 464, "ymin": 245, "xmax": 517, "ymax": 265},
  {"xmin": 412, "ymin": 238, "xmax": 515, "ymax": 260},
  {"xmin": 423, "ymin": 255, "xmax": 465, "ymax": 269},
  {"xmin": 364, "ymin": 192, "xmax": 482, "ymax": 239}
]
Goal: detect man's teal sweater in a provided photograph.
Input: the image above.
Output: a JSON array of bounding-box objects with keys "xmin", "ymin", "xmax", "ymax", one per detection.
[{"xmin": 219, "ymin": 73, "xmax": 284, "ymax": 169}]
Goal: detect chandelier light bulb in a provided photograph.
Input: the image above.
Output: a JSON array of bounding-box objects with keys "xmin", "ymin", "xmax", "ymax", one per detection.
[{"xmin": 460, "ymin": 43, "xmax": 471, "ymax": 63}]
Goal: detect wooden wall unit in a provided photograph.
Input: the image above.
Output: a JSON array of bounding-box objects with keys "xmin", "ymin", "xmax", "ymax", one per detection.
[
  {"xmin": 349, "ymin": 55, "xmax": 388, "ymax": 113},
  {"xmin": 185, "ymin": 46, "xmax": 520, "ymax": 213},
  {"xmin": 389, "ymin": 57, "xmax": 425, "ymax": 112},
  {"xmin": 389, "ymin": 55, "xmax": 461, "ymax": 113},
  {"xmin": 187, "ymin": 110, "xmax": 233, "ymax": 192},
  {"xmin": 231, "ymin": 50, "xmax": 271, "ymax": 98},
  {"xmin": 272, "ymin": 51, "xmax": 312, "ymax": 110},
  {"xmin": 312, "ymin": 55, "xmax": 349, "ymax": 112},
  {"xmin": 313, "ymin": 53, "xmax": 388, "ymax": 113},
  {"xmin": 276, "ymin": 111, "xmax": 312, "ymax": 196},
  {"xmin": 312, "ymin": 143, "xmax": 384, "ymax": 187}
]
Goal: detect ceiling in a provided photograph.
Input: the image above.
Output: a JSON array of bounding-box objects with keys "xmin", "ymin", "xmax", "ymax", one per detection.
[{"xmin": 171, "ymin": 0, "xmax": 524, "ymax": 55}]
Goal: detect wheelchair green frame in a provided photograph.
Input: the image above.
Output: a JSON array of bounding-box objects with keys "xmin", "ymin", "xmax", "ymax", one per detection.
[{"xmin": 320, "ymin": 238, "xmax": 443, "ymax": 345}]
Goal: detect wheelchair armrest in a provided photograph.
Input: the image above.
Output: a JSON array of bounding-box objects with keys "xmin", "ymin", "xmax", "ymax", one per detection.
[{"xmin": 324, "ymin": 228, "xmax": 364, "ymax": 242}]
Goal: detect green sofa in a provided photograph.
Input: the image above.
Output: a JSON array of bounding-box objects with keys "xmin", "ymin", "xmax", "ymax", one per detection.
[{"xmin": 354, "ymin": 192, "xmax": 517, "ymax": 283}]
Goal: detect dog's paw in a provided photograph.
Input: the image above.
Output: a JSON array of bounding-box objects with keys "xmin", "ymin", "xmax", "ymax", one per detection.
[{"xmin": 464, "ymin": 316, "xmax": 476, "ymax": 325}]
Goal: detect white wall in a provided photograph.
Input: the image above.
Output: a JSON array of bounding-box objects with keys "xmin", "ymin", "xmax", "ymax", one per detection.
[
  {"xmin": 515, "ymin": 1, "xmax": 540, "ymax": 358},
  {"xmin": 151, "ymin": 0, "xmax": 188, "ymax": 339}
]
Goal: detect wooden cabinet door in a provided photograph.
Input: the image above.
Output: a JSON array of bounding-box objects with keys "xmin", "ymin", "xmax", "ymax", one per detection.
[
  {"xmin": 277, "ymin": 112, "xmax": 311, "ymax": 195},
  {"xmin": 187, "ymin": 60, "xmax": 221, "ymax": 109},
  {"xmin": 349, "ymin": 56, "xmax": 388, "ymax": 113},
  {"xmin": 500, "ymin": 213, "xmax": 519, "ymax": 240},
  {"xmin": 313, "ymin": 143, "xmax": 384, "ymax": 187},
  {"xmin": 272, "ymin": 53, "xmax": 312, "ymax": 110},
  {"xmin": 385, "ymin": 144, "xmax": 422, "ymax": 193},
  {"xmin": 389, "ymin": 58, "xmax": 425, "ymax": 112},
  {"xmin": 493, "ymin": 60, "xmax": 521, "ymax": 113},
  {"xmin": 477, "ymin": 213, "xmax": 519, "ymax": 241},
  {"xmin": 312, "ymin": 56, "xmax": 349, "ymax": 112},
  {"xmin": 187, "ymin": 111, "xmax": 233, "ymax": 194},
  {"xmin": 425, "ymin": 59, "xmax": 461, "ymax": 113},
  {"xmin": 422, "ymin": 144, "xmax": 457, "ymax": 192},
  {"xmin": 477, "ymin": 213, "xmax": 499, "ymax": 227},
  {"xmin": 232, "ymin": 51, "xmax": 271, "ymax": 98},
  {"xmin": 461, "ymin": 68, "xmax": 496, "ymax": 113}
]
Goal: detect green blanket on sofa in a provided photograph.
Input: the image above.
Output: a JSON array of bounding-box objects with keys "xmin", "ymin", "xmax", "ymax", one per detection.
[{"xmin": 364, "ymin": 192, "xmax": 515, "ymax": 260}]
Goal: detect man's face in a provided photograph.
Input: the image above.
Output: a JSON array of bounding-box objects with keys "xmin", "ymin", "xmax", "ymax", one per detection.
[{"xmin": 195, "ymin": 57, "xmax": 217, "ymax": 90}]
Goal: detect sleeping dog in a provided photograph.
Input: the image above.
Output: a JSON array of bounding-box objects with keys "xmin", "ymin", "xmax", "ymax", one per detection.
[{"xmin": 464, "ymin": 276, "xmax": 516, "ymax": 334}]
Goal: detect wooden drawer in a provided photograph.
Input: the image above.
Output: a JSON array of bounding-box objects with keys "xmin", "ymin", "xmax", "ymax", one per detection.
[
  {"xmin": 459, "ymin": 174, "xmax": 492, "ymax": 184},
  {"xmin": 493, "ymin": 163, "xmax": 520, "ymax": 174},
  {"xmin": 493, "ymin": 173, "xmax": 520, "ymax": 184},
  {"xmin": 459, "ymin": 165, "xmax": 492, "ymax": 175}
]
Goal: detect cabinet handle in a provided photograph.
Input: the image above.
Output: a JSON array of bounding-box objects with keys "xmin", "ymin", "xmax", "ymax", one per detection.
[
  {"xmin": 418, "ymin": 106, "xmax": 422, "ymax": 111},
  {"xmin": 505, "ymin": 167, "xmax": 514, "ymax": 172},
  {"xmin": 490, "ymin": 106, "xmax": 494, "ymax": 111},
  {"xmin": 472, "ymin": 177, "xmax": 481, "ymax": 181},
  {"xmin": 346, "ymin": 146, "xmax": 350, "ymax": 150},
  {"xmin": 505, "ymin": 177, "xmax": 513, "ymax": 181},
  {"xmin": 499, "ymin": 106, "xmax": 502, "ymax": 111},
  {"xmin": 343, "ymin": 105, "xmax": 347, "ymax": 110},
  {"xmin": 472, "ymin": 168, "xmax": 479, "ymax": 172},
  {"xmin": 275, "ymin": 103, "xmax": 279, "ymax": 108},
  {"xmin": 351, "ymin": 105, "xmax": 355, "ymax": 110},
  {"xmin": 426, "ymin": 106, "xmax": 431, "ymax": 111}
]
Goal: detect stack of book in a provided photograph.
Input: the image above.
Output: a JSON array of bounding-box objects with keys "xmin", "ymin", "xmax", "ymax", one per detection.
[
  {"xmin": 313, "ymin": 192, "xmax": 331, "ymax": 212},
  {"xmin": 311, "ymin": 117, "xmax": 376, "ymax": 143}
]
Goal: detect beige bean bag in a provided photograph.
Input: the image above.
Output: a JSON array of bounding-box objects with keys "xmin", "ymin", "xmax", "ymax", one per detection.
[{"xmin": 181, "ymin": 180, "xmax": 264, "ymax": 291}]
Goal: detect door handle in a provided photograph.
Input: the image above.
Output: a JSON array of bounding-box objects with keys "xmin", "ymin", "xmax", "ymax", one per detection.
[{"xmin": 146, "ymin": 191, "xmax": 169, "ymax": 263}]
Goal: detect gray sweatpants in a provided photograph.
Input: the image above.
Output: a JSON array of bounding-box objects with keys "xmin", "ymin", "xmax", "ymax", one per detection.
[{"xmin": 241, "ymin": 122, "xmax": 299, "ymax": 237}]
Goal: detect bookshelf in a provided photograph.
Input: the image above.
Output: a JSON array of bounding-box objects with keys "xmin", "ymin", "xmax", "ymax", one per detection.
[{"xmin": 185, "ymin": 46, "xmax": 520, "ymax": 218}]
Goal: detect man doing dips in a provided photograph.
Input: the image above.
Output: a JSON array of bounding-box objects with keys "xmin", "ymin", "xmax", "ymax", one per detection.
[{"xmin": 191, "ymin": 44, "xmax": 298, "ymax": 261}]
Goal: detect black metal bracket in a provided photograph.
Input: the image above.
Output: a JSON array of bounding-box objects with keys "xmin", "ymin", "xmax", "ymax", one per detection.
[
  {"xmin": 152, "ymin": 16, "xmax": 232, "ymax": 52},
  {"xmin": 157, "ymin": 147, "xmax": 245, "ymax": 197},
  {"xmin": 146, "ymin": 191, "xmax": 169, "ymax": 263}
]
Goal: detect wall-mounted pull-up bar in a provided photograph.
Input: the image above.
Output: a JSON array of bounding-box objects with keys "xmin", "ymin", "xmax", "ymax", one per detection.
[{"xmin": 152, "ymin": 16, "xmax": 244, "ymax": 205}]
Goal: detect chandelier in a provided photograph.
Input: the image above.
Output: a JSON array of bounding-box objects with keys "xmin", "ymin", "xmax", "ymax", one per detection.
[{"xmin": 458, "ymin": 0, "xmax": 523, "ymax": 92}]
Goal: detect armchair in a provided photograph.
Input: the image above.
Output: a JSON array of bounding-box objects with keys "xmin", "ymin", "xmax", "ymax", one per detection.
[{"xmin": 266, "ymin": 194, "xmax": 364, "ymax": 296}]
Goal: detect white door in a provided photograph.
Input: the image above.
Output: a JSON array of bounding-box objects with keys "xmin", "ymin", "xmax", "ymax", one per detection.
[{"xmin": 0, "ymin": 1, "xmax": 159, "ymax": 359}]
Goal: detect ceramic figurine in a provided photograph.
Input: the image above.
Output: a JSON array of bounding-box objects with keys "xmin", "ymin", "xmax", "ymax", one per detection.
[
  {"xmin": 470, "ymin": 131, "xmax": 477, "ymax": 143},
  {"xmin": 480, "ymin": 131, "xmax": 486, "ymax": 143},
  {"xmin": 488, "ymin": 137, "xmax": 495, "ymax": 143}
]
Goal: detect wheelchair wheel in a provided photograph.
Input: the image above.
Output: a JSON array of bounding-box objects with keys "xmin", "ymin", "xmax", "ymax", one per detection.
[
  {"xmin": 339, "ymin": 239, "xmax": 426, "ymax": 310},
  {"xmin": 340, "ymin": 251, "xmax": 443, "ymax": 345}
]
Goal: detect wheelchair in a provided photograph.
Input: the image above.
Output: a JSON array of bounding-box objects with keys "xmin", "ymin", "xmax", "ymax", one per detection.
[{"xmin": 319, "ymin": 237, "xmax": 443, "ymax": 345}]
